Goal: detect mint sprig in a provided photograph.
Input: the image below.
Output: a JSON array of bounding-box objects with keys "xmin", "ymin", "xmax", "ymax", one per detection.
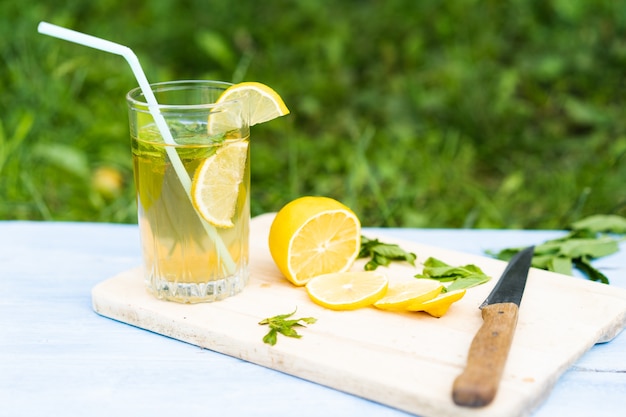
[
  {"xmin": 415, "ymin": 257, "xmax": 491, "ymax": 292},
  {"xmin": 487, "ymin": 214, "xmax": 626, "ymax": 284},
  {"xmin": 259, "ymin": 309, "xmax": 317, "ymax": 346},
  {"xmin": 359, "ymin": 235, "xmax": 417, "ymax": 270}
]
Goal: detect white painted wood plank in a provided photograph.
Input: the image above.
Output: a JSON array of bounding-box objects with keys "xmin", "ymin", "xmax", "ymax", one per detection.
[{"xmin": 2, "ymin": 220, "xmax": 625, "ymax": 417}]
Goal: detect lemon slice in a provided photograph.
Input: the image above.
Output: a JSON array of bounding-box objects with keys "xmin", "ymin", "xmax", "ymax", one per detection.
[
  {"xmin": 196, "ymin": 82, "xmax": 287, "ymax": 226},
  {"xmin": 408, "ymin": 289, "xmax": 467, "ymax": 317},
  {"xmin": 208, "ymin": 82, "xmax": 290, "ymax": 134},
  {"xmin": 268, "ymin": 196, "xmax": 361, "ymax": 286},
  {"xmin": 191, "ymin": 141, "xmax": 249, "ymax": 228},
  {"xmin": 373, "ymin": 280, "xmax": 443, "ymax": 311},
  {"xmin": 306, "ymin": 271, "xmax": 388, "ymax": 310}
]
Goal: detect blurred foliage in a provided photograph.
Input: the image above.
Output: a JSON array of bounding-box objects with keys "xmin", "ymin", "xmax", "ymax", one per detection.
[{"xmin": 1, "ymin": 0, "xmax": 625, "ymax": 228}]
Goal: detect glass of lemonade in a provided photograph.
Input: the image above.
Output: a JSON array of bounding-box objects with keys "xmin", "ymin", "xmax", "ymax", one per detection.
[{"xmin": 127, "ymin": 80, "xmax": 250, "ymax": 303}]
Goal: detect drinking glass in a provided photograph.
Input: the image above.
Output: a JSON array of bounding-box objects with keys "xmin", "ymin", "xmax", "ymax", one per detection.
[{"xmin": 127, "ymin": 80, "xmax": 250, "ymax": 303}]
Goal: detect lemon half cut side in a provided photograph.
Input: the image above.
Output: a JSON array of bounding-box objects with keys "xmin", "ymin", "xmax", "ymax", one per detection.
[{"xmin": 268, "ymin": 196, "xmax": 361, "ymax": 286}]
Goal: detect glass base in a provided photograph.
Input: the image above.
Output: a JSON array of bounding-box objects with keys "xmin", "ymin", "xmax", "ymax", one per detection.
[{"xmin": 145, "ymin": 268, "xmax": 249, "ymax": 303}]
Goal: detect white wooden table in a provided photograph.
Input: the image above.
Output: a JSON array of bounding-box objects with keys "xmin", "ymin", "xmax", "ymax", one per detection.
[{"xmin": 1, "ymin": 220, "xmax": 624, "ymax": 417}]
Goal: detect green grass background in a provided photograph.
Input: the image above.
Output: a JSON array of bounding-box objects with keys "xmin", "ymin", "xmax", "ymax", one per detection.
[{"xmin": 1, "ymin": 0, "xmax": 625, "ymax": 228}]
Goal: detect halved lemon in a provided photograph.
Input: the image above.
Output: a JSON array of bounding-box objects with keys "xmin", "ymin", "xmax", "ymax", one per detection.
[
  {"xmin": 408, "ymin": 289, "xmax": 467, "ymax": 317},
  {"xmin": 268, "ymin": 196, "xmax": 361, "ymax": 286},
  {"xmin": 306, "ymin": 271, "xmax": 388, "ymax": 310},
  {"xmin": 191, "ymin": 141, "xmax": 249, "ymax": 228},
  {"xmin": 208, "ymin": 81, "xmax": 290, "ymax": 134},
  {"xmin": 373, "ymin": 280, "xmax": 443, "ymax": 311}
]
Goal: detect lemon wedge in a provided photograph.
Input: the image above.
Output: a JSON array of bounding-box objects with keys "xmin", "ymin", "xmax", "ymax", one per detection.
[
  {"xmin": 408, "ymin": 289, "xmax": 467, "ymax": 317},
  {"xmin": 373, "ymin": 280, "xmax": 443, "ymax": 311},
  {"xmin": 208, "ymin": 81, "xmax": 290, "ymax": 134}
]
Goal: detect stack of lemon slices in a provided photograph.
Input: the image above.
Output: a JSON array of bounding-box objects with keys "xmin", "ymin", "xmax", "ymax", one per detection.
[{"xmin": 268, "ymin": 196, "xmax": 466, "ymax": 316}]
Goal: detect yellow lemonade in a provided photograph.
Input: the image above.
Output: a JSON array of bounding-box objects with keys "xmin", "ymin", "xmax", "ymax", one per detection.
[{"xmin": 131, "ymin": 125, "xmax": 250, "ymax": 303}]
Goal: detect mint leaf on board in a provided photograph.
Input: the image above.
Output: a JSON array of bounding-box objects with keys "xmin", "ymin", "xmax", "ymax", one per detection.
[
  {"xmin": 487, "ymin": 214, "xmax": 625, "ymax": 284},
  {"xmin": 446, "ymin": 275, "xmax": 491, "ymax": 292},
  {"xmin": 358, "ymin": 237, "xmax": 489, "ymax": 291},
  {"xmin": 359, "ymin": 235, "xmax": 417, "ymax": 271},
  {"xmin": 259, "ymin": 309, "xmax": 317, "ymax": 346},
  {"xmin": 415, "ymin": 257, "xmax": 491, "ymax": 292}
]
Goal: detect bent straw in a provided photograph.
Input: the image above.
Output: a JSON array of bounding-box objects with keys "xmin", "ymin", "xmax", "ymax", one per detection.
[{"xmin": 37, "ymin": 22, "xmax": 235, "ymax": 274}]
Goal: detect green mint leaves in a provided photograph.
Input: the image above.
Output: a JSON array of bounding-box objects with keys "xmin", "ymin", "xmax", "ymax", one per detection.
[
  {"xmin": 571, "ymin": 214, "xmax": 626, "ymax": 234},
  {"xmin": 259, "ymin": 309, "xmax": 317, "ymax": 346},
  {"xmin": 359, "ymin": 236, "xmax": 417, "ymax": 270},
  {"xmin": 415, "ymin": 257, "xmax": 491, "ymax": 292},
  {"xmin": 488, "ymin": 214, "xmax": 626, "ymax": 284},
  {"xmin": 360, "ymin": 235, "xmax": 490, "ymax": 292}
]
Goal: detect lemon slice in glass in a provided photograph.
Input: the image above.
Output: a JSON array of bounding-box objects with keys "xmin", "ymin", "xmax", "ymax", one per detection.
[
  {"xmin": 191, "ymin": 141, "xmax": 249, "ymax": 228},
  {"xmin": 195, "ymin": 82, "xmax": 288, "ymax": 227},
  {"xmin": 306, "ymin": 271, "xmax": 389, "ymax": 310}
]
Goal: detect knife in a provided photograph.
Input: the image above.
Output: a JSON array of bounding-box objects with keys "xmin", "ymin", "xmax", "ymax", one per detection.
[{"xmin": 452, "ymin": 246, "xmax": 535, "ymax": 407}]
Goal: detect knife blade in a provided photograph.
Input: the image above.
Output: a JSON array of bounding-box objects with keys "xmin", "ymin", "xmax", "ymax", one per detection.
[{"xmin": 452, "ymin": 246, "xmax": 535, "ymax": 407}]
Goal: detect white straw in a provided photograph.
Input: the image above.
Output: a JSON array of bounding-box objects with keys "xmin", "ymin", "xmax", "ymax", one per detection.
[
  {"xmin": 37, "ymin": 22, "xmax": 176, "ymax": 145},
  {"xmin": 38, "ymin": 22, "xmax": 235, "ymax": 274}
]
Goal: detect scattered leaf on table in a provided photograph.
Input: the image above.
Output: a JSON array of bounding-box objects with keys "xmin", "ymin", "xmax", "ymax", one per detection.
[
  {"xmin": 570, "ymin": 214, "xmax": 626, "ymax": 234},
  {"xmin": 487, "ymin": 213, "xmax": 626, "ymax": 284}
]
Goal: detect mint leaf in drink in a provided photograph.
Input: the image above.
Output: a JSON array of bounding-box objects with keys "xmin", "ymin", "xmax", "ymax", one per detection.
[
  {"xmin": 415, "ymin": 257, "xmax": 491, "ymax": 292},
  {"xmin": 259, "ymin": 309, "xmax": 317, "ymax": 346},
  {"xmin": 487, "ymin": 214, "xmax": 626, "ymax": 284},
  {"xmin": 359, "ymin": 236, "xmax": 417, "ymax": 271}
]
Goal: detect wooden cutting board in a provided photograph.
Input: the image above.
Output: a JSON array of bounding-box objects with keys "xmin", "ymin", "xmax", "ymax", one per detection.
[{"xmin": 92, "ymin": 213, "xmax": 626, "ymax": 417}]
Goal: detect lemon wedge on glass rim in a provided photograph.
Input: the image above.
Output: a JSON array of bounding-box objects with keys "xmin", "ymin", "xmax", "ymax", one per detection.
[
  {"xmin": 191, "ymin": 82, "xmax": 289, "ymax": 228},
  {"xmin": 208, "ymin": 81, "xmax": 290, "ymax": 134}
]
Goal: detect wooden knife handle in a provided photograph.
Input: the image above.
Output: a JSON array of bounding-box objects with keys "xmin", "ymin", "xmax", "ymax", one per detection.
[{"xmin": 452, "ymin": 302, "xmax": 519, "ymax": 407}]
